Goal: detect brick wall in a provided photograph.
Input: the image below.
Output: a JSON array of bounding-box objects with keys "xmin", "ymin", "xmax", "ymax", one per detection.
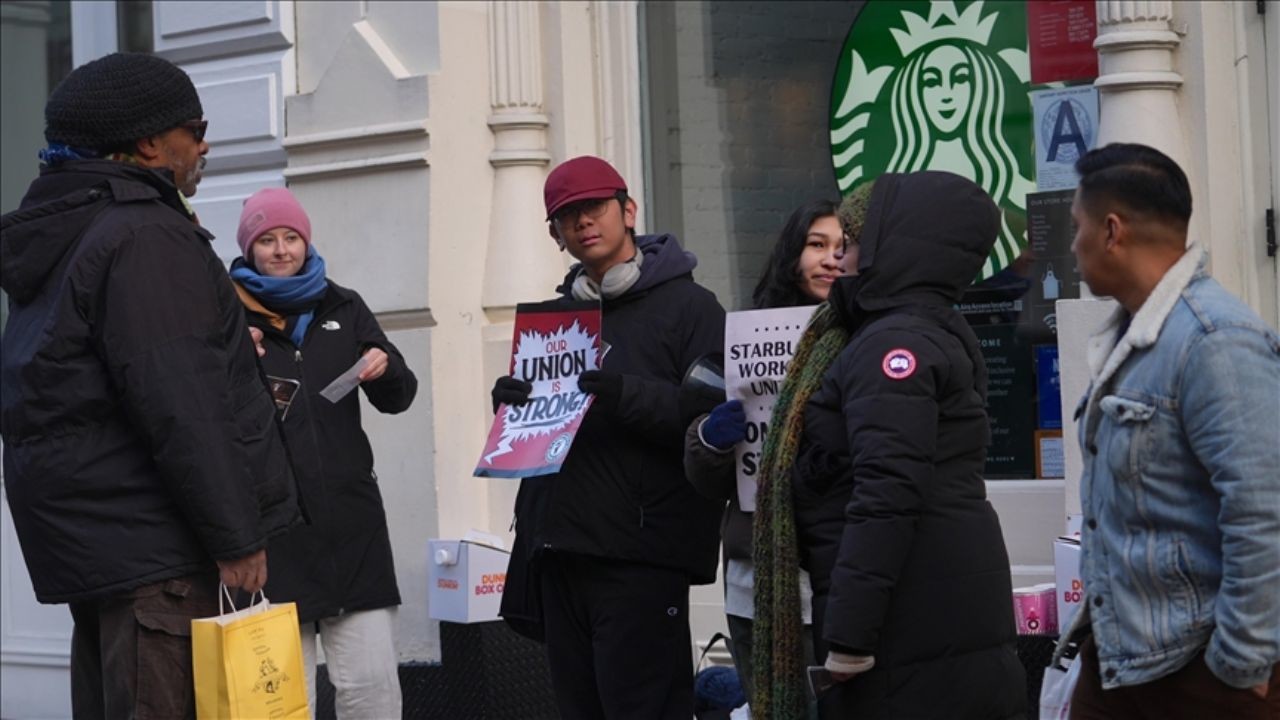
[{"xmin": 645, "ymin": 1, "xmax": 865, "ymax": 311}]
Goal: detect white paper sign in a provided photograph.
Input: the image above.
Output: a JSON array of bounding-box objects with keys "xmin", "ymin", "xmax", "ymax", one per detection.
[
  {"xmin": 1032, "ymin": 85, "xmax": 1100, "ymax": 192},
  {"xmin": 724, "ymin": 305, "xmax": 816, "ymax": 512}
]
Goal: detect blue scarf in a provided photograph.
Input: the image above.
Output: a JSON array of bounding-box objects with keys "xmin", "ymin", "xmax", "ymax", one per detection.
[
  {"xmin": 230, "ymin": 246, "xmax": 328, "ymax": 346},
  {"xmin": 39, "ymin": 143, "xmax": 102, "ymax": 166}
]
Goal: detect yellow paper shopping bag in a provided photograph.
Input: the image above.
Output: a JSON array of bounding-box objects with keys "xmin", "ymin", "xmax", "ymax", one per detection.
[{"xmin": 192, "ymin": 587, "xmax": 309, "ymax": 719}]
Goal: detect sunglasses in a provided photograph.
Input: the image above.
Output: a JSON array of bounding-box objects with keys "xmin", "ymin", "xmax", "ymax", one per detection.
[{"xmin": 179, "ymin": 119, "xmax": 208, "ymax": 143}]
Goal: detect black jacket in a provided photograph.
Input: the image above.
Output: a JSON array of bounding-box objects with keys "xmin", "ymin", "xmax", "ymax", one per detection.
[
  {"xmin": 801, "ymin": 173, "xmax": 1025, "ymax": 719},
  {"xmin": 0, "ymin": 160, "xmax": 300, "ymax": 603},
  {"xmin": 502, "ymin": 234, "xmax": 725, "ymax": 633},
  {"xmin": 241, "ymin": 280, "xmax": 416, "ymax": 624}
]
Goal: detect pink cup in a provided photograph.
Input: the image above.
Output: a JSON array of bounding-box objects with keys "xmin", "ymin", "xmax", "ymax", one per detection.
[{"xmin": 1013, "ymin": 584, "xmax": 1058, "ymax": 635}]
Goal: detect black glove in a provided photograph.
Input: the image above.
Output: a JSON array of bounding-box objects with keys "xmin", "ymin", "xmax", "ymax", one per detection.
[
  {"xmin": 578, "ymin": 370, "xmax": 623, "ymax": 415},
  {"xmin": 491, "ymin": 376, "xmax": 532, "ymax": 413}
]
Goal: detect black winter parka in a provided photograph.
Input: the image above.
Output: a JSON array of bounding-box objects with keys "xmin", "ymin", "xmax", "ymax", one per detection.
[
  {"xmin": 799, "ymin": 172, "xmax": 1025, "ymax": 719},
  {"xmin": 242, "ymin": 281, "xmax": 416, "ymax": 624},
  {"xmin": 0, "ymin": 160, "xmax": 300, "ymax": 603}
]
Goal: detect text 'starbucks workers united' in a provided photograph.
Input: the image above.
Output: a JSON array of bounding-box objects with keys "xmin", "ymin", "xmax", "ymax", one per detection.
[{"xmin": 830, "ymin": 1, "xmax": 1033, "ymax": 280}]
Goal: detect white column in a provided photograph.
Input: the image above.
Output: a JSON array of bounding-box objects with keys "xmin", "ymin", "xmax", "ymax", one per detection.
[
  {"xmin": 1093, "ymin": 1, "xmax": 1187, "ymax": 165},
  {"xmin": 483, "ymin": 1, "xmax": 561, "ymax": 311},
  {"xmin": 1058, "ymin": 1, "xmax": 1187, "ymax": 519},
  {"xmin": 590, "ymin": 0, "xmax": 646, "ymax": 229},
  {"xmin": 69, "ymin": 0, "xmax": 118, "ymax": 66}
]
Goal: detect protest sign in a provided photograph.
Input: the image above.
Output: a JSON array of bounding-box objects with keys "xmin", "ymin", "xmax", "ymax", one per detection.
[
  {"xmin": 474, "ymin": 300, "xmax": 602, "ymax": 478},
  {"xmin": 724, "ymin": 305, "xmax": 816, "ymax": 511}
]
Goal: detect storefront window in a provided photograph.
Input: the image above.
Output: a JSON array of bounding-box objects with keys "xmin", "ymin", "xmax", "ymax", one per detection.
[
  {"xmin": 117, "ymin": 0, "xmax": 153, "ymax": 53},
  {"xmin": 643, "ymin": 1, "xmax": 1097, "ymax": 480},
  {"xmin": 1, "ymin": 0, "xmax": 72, "ymax": 331},
  {"xmin": 641, "ymin": 1, "xmax": 865, "ymax": 312}
]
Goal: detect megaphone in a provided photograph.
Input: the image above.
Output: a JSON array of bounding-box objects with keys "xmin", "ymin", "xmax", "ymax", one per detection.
[{"xmin": 679, "ymin": 353, "xmax": 726, "ymax": 426}]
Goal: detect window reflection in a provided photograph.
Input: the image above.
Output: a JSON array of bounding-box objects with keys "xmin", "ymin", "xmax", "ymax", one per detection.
[{"xmin": 1, "ymin": 0, "xmax": 72, "ymax": 332}]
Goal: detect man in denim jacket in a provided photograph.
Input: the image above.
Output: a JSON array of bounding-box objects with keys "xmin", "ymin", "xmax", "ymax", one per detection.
[{"xmin": 1066, "ymin": 143, "xmax": 1280, "ymax": 718}]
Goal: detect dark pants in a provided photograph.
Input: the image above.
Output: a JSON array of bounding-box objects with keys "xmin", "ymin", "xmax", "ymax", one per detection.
[
  {"xmin": 540, "ymin": 551, "xmax": 694, "ymax": 720},
  {"xmin": 1071, "ymin": 635, "xmax": 1280, "ymax": 720},
  {"xmin": 69, "ymin": 572, "xmax": 221, "ymax": 720}
]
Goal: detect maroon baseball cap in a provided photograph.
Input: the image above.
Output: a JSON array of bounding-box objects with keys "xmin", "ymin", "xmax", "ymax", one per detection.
[{"xmin": 543, "ymin": 156, "xmax": 628, "ymax": 220}]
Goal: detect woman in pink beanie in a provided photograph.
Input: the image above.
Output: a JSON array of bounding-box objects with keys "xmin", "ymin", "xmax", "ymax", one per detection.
[{"xmin": 232, "ymin": 187, "xmax": 417, "ymax": 718}]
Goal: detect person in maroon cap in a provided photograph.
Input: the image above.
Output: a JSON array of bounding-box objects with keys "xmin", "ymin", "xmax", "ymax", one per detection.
[{"xmin": 491, "ymin": 155, "xmax": 726, "ymax": 719}]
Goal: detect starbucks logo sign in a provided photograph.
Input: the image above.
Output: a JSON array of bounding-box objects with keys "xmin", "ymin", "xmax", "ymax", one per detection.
[{"xmin": 830, "ymin": 1, "xmax": 1033, "ymax": 280}]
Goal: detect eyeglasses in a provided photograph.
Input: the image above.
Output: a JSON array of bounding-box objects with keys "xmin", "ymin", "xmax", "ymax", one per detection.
[
  {"xmin": 179, "ymin": 119, "xmax": 208, "ymax": 143},
  {"xmin": 551, "ymin": 192, "xmax": 625, "ymax": 231}
]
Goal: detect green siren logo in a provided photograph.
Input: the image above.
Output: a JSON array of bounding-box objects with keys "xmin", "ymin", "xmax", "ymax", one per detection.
[{"xmin": 830, "ymin": 1, "xmax": 1033, "ymax": 280}]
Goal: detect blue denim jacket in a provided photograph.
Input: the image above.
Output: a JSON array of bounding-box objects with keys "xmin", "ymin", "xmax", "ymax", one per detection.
[{"xmin": 1076, "ymin": 247, "xmax": 1280, "ymax": 690}]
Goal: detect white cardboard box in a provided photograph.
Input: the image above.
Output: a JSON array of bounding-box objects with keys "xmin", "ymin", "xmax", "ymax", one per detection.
[
  {"xmin": 428, "ymin": 533, "xmax": 510, "ymax": 624},
  {"xmin": 1054, "ymin": 536, "xmax": 1083, "ymax": 632}
]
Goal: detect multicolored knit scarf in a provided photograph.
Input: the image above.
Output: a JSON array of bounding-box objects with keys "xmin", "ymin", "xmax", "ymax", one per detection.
[
  {"xmin": 751, "ymin": 181, "xmax": 874, "ymax": 719},
  {"xmin": 750, "ymin": 304, "xmax": 849, "ymax": 718}
]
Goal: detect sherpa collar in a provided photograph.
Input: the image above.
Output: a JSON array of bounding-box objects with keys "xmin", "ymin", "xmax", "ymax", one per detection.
[{"xmin": 1085, "ymin": 244, "xmax": 1205, "ymax": 395}]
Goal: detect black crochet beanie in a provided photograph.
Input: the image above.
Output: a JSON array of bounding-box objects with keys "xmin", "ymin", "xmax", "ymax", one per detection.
[{"xmin": 44, "ymin": 52, "xmax": 203, "ymax": 151}]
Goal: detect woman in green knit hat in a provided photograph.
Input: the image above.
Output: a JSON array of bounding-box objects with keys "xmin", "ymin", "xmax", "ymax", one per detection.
[{"xmin": 753, "ymin": 172, "xmax": 1025, "ymax": 719}]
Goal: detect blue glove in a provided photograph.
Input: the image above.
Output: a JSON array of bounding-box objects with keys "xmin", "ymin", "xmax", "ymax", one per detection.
[{"xmin": 700, "ymin": 400, "xmax": 746, "ymax": 451}]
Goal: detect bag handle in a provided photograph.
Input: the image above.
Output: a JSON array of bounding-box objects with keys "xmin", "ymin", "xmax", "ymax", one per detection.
[
  {"xmin": 1049, "ymin": 606, "xmax": 1089, "ymax": 670},
  {"xmin": 696, "ymin": 631, "xmax": 731, "ymax": 673},
  {"xmin": 218, "ymin": 584, "xmax": 268, "ymax": 617}
]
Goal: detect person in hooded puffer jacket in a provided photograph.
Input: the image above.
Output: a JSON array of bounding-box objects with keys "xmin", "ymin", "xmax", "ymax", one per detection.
[
  {"xmin": 490, "ymin": 155, "xmax": 725, "ymax": 719},
  {"xmin": 754, "ymin": 172, "xmax": 1025, "ymax": 719},
  {"xmin": 232, "ymin": 188, "xmax": 417, "ymax": 719}
]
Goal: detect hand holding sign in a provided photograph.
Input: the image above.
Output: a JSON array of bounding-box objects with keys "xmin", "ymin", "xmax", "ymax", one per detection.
[
  {"xmin": 491, "ymin": 376, "xmax": 533, "ymax": 414},
  {"xmin": 578, "ymin": 370, "xmax": 622, "ymax": 415},
  {"xmin": 475, "ymin": 301, "xmax": 603, "ymax": 478},
  {"xmin": 702, "ymin": 400, "xmax": 746, "ymax": 450}
]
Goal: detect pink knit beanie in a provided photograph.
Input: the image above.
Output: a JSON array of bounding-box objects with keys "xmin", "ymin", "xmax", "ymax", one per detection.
[{"xmin": 237, "ymin": 187, "xmax": 311, "ymax": 258}]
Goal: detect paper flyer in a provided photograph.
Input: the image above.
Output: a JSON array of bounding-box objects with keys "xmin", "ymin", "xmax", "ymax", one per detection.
[
  {"xmin": 724, "ymin": 305, "xmax": 817, "ymax": 512},
  {"xmin": 474, "ymin": 300, "xmax": 602, "ymax": 479},
  {"xmin": 1032, "ymin": 85, "xmax": 1099, "ymax": 192},
  {"xmin": 319, "ymin": 357, "xmax": 368, "ymax": 404}
]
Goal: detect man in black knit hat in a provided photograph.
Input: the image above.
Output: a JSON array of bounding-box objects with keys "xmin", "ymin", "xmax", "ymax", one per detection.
[{"xmin": 0, "ymin": 53, "xmax": 301, "ymax": 718}]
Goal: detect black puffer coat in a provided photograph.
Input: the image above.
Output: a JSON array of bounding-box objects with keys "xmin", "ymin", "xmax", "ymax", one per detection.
[
  {"xmin": 241, "ymin": 281, "xmax": 416, "ymax": 624},
  {"xmin": 501, "ymin": 234, "xmax": 725, "ymax": 636},
  {"xmin": 799, "ymin": 172, "xmax": 1025, "ymax": 719},
  {"xmin": 0, "ymin": 160, "xmax": 300, "ymax": 603}
]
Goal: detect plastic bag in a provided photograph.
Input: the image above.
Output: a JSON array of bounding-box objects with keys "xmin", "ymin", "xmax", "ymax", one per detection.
[{"xmin": 1039, "ymin": 655, "xmax": 1082, "ymax": 720}]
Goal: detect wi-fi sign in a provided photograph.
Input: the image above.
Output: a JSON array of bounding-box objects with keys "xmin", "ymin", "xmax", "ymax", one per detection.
[{"xmin": 1044, "ymin": 313, "xmax": 1058, "ymax": 334}]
